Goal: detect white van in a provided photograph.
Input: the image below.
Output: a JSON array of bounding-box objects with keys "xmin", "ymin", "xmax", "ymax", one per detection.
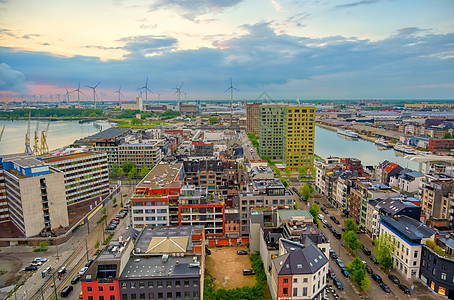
[{"xmin": 317, "ymin": 214, "xmax": 324, "ymax": 220}]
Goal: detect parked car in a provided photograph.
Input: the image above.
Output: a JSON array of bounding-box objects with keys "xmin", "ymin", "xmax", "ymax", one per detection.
[
  {"xmin": 321, "ymin": 207, "xmax": 328, "ymax": 214},
  {"xmin": 330, "ymin": 216, "xmax": 336, "ymax": 221},
  {"xmin": 333, "ymin": 219, "xmax": 340, "ymax": 225},
  {"xmin": 370, "ymin": 256, "xmax": 379, "ymax": 264},
  {"xmin": 379, "ymin": 282, "xmax": 391, "ymax": 293},
  {"xmin": 366, "ymin": 265, "xmax": 373, "ymax": 274},
  {"xmin": 326, "ymin": 223, "xmax": 332, "ymax": 229},
  {"xmin": 333, "ymin": 231, "xmax": 342, "ymax": 239},
  {"xmin": 398, "ymin": 284, "xmax": 410, "ymax": 294},
  {"xmin": 332, "ymin": 293, "xmax": 339, "ymax": 299},
  {"xmin": 61, "ymin": 286, "xmax": 73, "ymax": 298},
  {"xmin": 333, "ymin": 278, "xmax": 344, "ymax": 290},
  {"xmin": 237, "ymin": 250, "xmax": 248, "ymax": 255},
  {"xmin": 340, "ymin": 267, "xmax": 350, "ymax": 277},
  {"xmin": 85, "ymin": 260, "xmax": 94, "ymax": 268},
  {"xmin": 71, "ymin": 275, "xmax": 81, "ymax": 284},
  {"xmin": 24, "ymin": 265, "xmax": 38, "ymax": 271},
  {"xmin": 34, "ymin": 257, "xmax": 48, "ymax": 262},
  {"xmin": 328, "ymin": 268, "xmax": 336, "ymax": 279},
  {"xmin": 388, "ymin": 274, "xmax": 400, "ymax": 284},
  {"xmin": 111, "ymin": 218, "xmax": 120, "ymax": 222},
  {"xmin": 243, "ymin": 268, "xmax": 255, "ymax": 275},
  {"xmin": 31, "ymin": 260, "xmax": 43, "ymax": 266},
  {"xmin": 329, "ymin": 250, "xmax": 338, "ymax": 259},
  {"xmin": 315, "ymin": 200, "xmax": 320, "ymax": 205},
  {"xmin": 362, "ymin": 245, "xmax": 372, "ymax": 256},
  {"xmin": 205, "ymin": 247, "xmax": 211, "ymax": 255},
  {"xmin": 371, "ymin": 273, "xmax": 382, "ymax": 283},
  {"xmin": 318, "ymin": 214, "xmax": 324, "ymax": 220},
  {"xmin": 78, "ymin": 267, "xmax": 88, "ymax": 275},
  {"xmin": 336, "ymin": 259, "xmax": 345, "ymax": 268}
]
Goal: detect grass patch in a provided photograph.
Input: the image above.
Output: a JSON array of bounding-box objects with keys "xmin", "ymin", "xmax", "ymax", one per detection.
[
  {"xmin": 97, "ymin": 215, "xmax": 107, "ymax": 224},
  {"xmin": 103, "ymin": 234, "xmax": 114, "ymax": 245},
  {"xmin": 33, "ymin": 248, "xmax": 48, "ymax": 252}
]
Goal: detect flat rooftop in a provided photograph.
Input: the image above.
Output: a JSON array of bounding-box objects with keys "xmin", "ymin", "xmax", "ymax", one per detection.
[
  {"xmin": 121, "ymin": 255, "xmax": 201, "ymax": 278},
  {"xmin": 136, "ymin": 163, "xmax": 183, "ymax": 190},
  {"xmin": 381, "ymin": 215, "xmax": 437, "ymax": 242},
  {"xmin": 1, "ymin": 153, "xmax": 47, "ymax": 168},
  {"xmin": 42, "ymin": 151, "xmax": 96, "ymax": 163}
]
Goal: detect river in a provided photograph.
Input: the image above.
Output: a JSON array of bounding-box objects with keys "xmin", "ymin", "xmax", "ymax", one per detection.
[
  {"xmin": 315, "ymin": 126, "xmax": 419, "ymax": 169},
  {"xmin": 0, "ymin": 120, "xmax": 112, "ymax": 155},
  {"xmin": 0, "ymin": 120, "xmax": 418, "ymax": 170}
]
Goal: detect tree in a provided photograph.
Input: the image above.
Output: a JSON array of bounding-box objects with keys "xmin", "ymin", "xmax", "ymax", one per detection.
[
  {"xmin": 346, "ymin": 257, "xmax": 370, "ymax": 291},
  {"xmin": 297, "ymin": 166, "xmax": 307, "ymax": 178},
  {"xmin": 128, "ymin": 166, "xmax": 138, "ymax": 179},
  {"xmin": 122, "ymin": 161, "xmax": 135, "ymax": 174},
  {"xmin": 117, "ymin": 167, "xmax": 125, "ymax": 177},
  {"xmin": 374, "ymin": 232, "xmax": 395, "ymax": 269},
  {"xmin": 301, "ymin": 183, "xmax": 314, "ymax": 201},
  {"xmin": 272, "ymin": 166, "xmax": 281, "ymax": 177},
  {"xmin": 280, "ymin": 178, "xmax": 289, "ymax": 187},
  {"xmin": 131, "ymin": 117, "xmax": 143, "ymax": 125},
  {"xmin": 140, "ymin": 165, "xmax": 150, "ymax": 178},
  {"xmin": 444, "ymin": 132, "xmax": 452, "ymax": 139},
  {"xmin": 309, "ymin": 203, "xmax": 320, "ymax": 218},
  {"xmin": 208, "ymin": 116, "xmax": 218, "ymax": 124},
  {"xmin": 342, "ymin": 230, "xmax": 362, "ymax": 250},
  {"xmin": 344, "ymin": 218, "xmax": 359, "ymax": 233},
  {"xmin": 284, "ymin": 167, "xmax": 292, "ymax": 177},
  {"xmin": 39, "ymin": 241, "xmax": 49, "ymax": 251},
  {"xmin": 111, "ymin": 162, "xmax": 119, "ymax": 175}
]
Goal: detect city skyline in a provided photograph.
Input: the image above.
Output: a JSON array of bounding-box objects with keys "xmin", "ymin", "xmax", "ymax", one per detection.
[{"xmin": 0, "ymin": 0, "xmax": 453, "ymax": 101}]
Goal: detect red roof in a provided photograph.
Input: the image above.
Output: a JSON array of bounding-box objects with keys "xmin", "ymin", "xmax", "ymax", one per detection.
[{"xmin": 384, "ymin": 163, "xmax": 399, "ymax": 173}]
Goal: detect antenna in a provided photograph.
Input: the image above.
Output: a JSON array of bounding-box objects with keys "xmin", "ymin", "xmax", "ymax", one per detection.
[
  {"xmin": 224, "ymin": 78, "xmax": 239, "ymax": 126},
  {"xmin": 114, "ymin": 86, "xmax": 124, "ymax": 106},
  {"xmin": 138, "ymin": 77, "xmax": 152, "ymax": 107},
  {"xmin": 73, "ymin": 82, "xmax": 84, "ymax": 107},
  {"xmin": 173, "ymin": 83, "xmax": 184, "ymax": 102},
  {"xmin": 86, "ymin": 82, "xmax": 100, "ymax": 109}
]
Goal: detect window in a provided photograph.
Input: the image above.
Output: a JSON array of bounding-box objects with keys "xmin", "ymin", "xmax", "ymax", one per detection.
[
  {"xmin": 131, "ymin": 295, "xmax": 136, "ymax": 300},
  {"xmin": 149, "ymin": 294, "xmax": 154, "ymax": 300},
  {"xmin": 442, "ymin": 264, "xmax": 448, "ymax": 270},
  {"xmin": 157, "ymin": 281, "xmax": 163, "ymax": 287},
  {"xmin": 89, "ymin": 297, "xmax": 94, "ymax": 300},
  {"xmin": 140, "ymin": 294, "xmax": 145, "ymax": 300},
  {"xmin": 158, "ymin": 293, "xmax": 163, "ymax": 300},
  {"xmin": 87, "ymin": 287, "xmax": 92, "ymax": 292},
  {"xmin": 131, "ymin": 282, "xmax": 136, "ymax": 289},
  {"xmin": 303, "ymin": 278, "xmax": 308, "ymax": 283},
  {"xmin": 110, "ymin": 286, "xmax": 114, "ymax": 292},
  {"xmin": 303, "ymin": 287, "xmax": 307, "ymax": 296},
  {"xmin": 167, "ymin": 292, "xmax": 172, "ymax": 300},
  {"xmin": 283, "ymin": 278, "xmax": 288, "ymax": 284},
  {"xmin": 414, "ymin": 250, "xmax": 418, "ymax": 258},
  {"xmin": 293, "ymin": 278, "xmax": 297, "ymax": 283},
  {"xmin": 122, "ymin": 295, "xmax": 127, "ymax": 300},
  {"xmin": 184, "ymin": 280, "xmax": 189, "ymax": 287},
  {"xmin": 193, "ymin": 280, "xmax": 198, "ymax": 286},
  {"xmin": 184, "ymin": 291, "xmax": 190, "ymax": 299},
  {"xmin": 166, "ymin": 281, "xmax": 172, "ymax": 288},
  {"xmin": 175, "ymin": 281, "xmax": 180, "ymax": 287},
  {"xmin": 148, "ymin": 282, "xmax": 153, "ymax": 288},
  {"xmin": 293, "ymin": 288, "xmax": 298, "ymax": 296},
  {"xmin": 313, "ymin": 284, "xmax": 315, "ymax": 293},
  {"xmin": 283, "ymin": 288, "xmax": 288, "ymax": 296},
  {"xmin": 442, "ymin": 273, "xmax": 447, "ymax": 280},
  {"xmin": 193, "ymin": 291, "xmax": 199, "ymax": 298},
  {"xmin": 433, "ymin": 268, "xmax": 436, "ymax": 275},
  {"xmin": 99, "ymin": 296, "xmax": 104, "ymax": 300},
  {"xmin": 176, "ymin": 292, "xmax": 181, "ymax": 299}
]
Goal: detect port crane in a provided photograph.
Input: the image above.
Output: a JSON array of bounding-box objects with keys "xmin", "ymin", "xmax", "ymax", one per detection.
[
  {"xmin": 40, "ymin": 118, "xmax": 51, "ymax": 155},
  {"xmin": 32, "ymin": 116, "xmax": 40, "ymax": 156},
  {"xmin": 24, "ymin": 111, "xmax": 32, "ymax": 154}
]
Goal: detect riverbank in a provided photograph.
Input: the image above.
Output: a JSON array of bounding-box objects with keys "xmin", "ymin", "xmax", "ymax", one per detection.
[
  {"xmin": 0, "ymin": 117, "xmax": 108, "ymax": 122},
  {"xmin": 316, "ymin": 122, "xmax": 376, "ymax": 142}
]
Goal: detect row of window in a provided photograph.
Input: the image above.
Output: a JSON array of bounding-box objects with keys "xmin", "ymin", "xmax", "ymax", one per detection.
[{"xmin": 121, "ymin": 280, "xmax": 198, "ymax": 289}]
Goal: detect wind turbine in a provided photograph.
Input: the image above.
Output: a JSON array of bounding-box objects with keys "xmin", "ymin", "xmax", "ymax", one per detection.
[
  {"xmin": 224, "ymin": 78, "xmax": 239, "ymax": 126},
  {"xmin": 173, "ymin": 83, "xmax": 184, "ymax": 102},
  {"xmin": 138, "ymin": 78, "xmax": 152, "ymax": 106},
  {"xmin": 65, "ymin": 88, "xmax": 72, "ymax": 103},
  {"xmin": 73, "ymin": 82, "xmax": 84, "ymax": 107},
  {"xmin": 114, "ymin": 86, "xmax": 124, "ymax": 106},
  {"xmin": 86, "ymin": 82, "xmax": 100, "ymax": 109}
]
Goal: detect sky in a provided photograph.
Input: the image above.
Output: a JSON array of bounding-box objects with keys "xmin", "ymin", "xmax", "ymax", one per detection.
[{"xmin": 0, "ymin": 0, "xmax": 453, "ymax": 102}]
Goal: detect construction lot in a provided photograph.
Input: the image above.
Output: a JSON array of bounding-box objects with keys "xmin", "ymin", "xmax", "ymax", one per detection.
[{"xmin": 205, "ymin": 246, "xmax": 257, "ymax": 290}]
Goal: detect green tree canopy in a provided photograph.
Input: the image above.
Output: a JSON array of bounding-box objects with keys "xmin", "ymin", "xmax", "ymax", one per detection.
[
  {"xmin": 301, "ymin": 183, "xmax": 314, "ymax": 201},
  {"xmin": 297, "ymin": 166, "xmax": 307, "ymax": 178},
  {"xmin": 444, "ymin": 132, "xmax": 452, "ymax": 139},
  {"xmin": 272, "ymin": 166, "xmax": 281, "ymax": 177},
  {"xmin": 346, "ymin": 257, "xmax": 370, "ymax": 290},
  {"xmin": 131, "ymin": 117, "xmax": 143, "ymax": 125},
  {"xmin": 140, "ymin": 165, "xmax": 150, "ymax": 178},
  {"xmin": 208, "ymin": 116, "xmax": 218, "ymax": 124},
  {"xmin": 117, "ymin": 167, "xmax": 125, "ymax": 177},
  {"xmin": 128, "ymin": 166, "xmax": 138, "ymax": 179},
  {"xmin": 342, "ymin": 230, "xmax": 362, "ymax": 250},
  {"xmin": 309, "ymin": 203, "xmax": 320, "ymax": 218},
  {"xmin": 344, "ymin": 218, "xmax": 359, "ymax": 233},
  {"xmin": 111, "ymin": 162, "xmax": 120, "ymax": 174},
  {"xmin": 122, "ymin": 161, "xmax": 135, "ymax": 174},
  {"xmin": 284, "ymin": 167, "xmax": 292, "ymax": 177},
  {"xmin": 374, "ymin": 232, "xmax": 395, "ymax": 269}
]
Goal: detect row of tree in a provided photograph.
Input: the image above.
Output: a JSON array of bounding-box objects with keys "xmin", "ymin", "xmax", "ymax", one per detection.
[
  {"xmin": 110, "ymin": 161, "xmax": 155, "ymax": 179},
  {"xmin": 0, "ymin": 108, "xmax": 103, "ymax": 118}
]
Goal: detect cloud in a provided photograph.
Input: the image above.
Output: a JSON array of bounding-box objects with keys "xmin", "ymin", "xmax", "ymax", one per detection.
[
  {"xmin": 397, "ymin": 27, "xmax": 423, "ymax": 35},
  {"xmin": 149, "ymin": 0, "xmax": 243, "ymax": 21},
  {"xmin": 271, "ymin": 0, "xmax": 281, "ymax": 11},
  {"xmin": 335, "ymin": 0, "xmax": 379, "ymax": 9},
  {"xmin": 0, "ymin": 23, "xmax": 453, "ymax": 99},
  {"xmin": 0, "ymin": 63, "xmax": 27, "ymax": 92}
]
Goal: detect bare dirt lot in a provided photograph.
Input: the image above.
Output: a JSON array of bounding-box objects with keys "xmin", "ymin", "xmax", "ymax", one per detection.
[{"xmin": 206, "ymin": 246, "xmax": 257, "ymax": 290}]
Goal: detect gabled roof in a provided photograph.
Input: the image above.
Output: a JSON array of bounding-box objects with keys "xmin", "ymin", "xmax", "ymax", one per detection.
[
  {"xmin": 384, "ymin": 163, "xmax": 400, "ymax": 173},
  {"xmin": 273, "ymin": 238, "xmax": 328, "ymax": 275}
]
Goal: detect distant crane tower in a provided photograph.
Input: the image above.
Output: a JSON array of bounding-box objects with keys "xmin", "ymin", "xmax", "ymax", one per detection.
[
  {"xmin": 40, "ymin": 118, "xmax": 51, "ymax": 155},
  {"xmin": 32, "ymin": 117, "xmax": 40, "ymax": 156},
  {"xmin": 0, "ymin": 125, "xmax": 5, "ymax": 143},
  {"xmin": 24, "ymin": 111, "xmax": 32, "ymax": 154}
]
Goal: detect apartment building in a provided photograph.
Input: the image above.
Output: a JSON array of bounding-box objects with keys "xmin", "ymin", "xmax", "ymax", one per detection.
[
  {"xmin": 130, "ymin": 163, "xmax": 184, "ymax": 229},
  {"xmin": 246, "ymin": 102, "xmax": 262, "ymax": 135},
  {"xmin": 259, "ymin": 104, "xmax": 288, "ymax": 160},
  {"xmin": 421, "ymin": 179, "xmax": 454, "ymax": 228},
  {"xmin": 379, "ymin": 215, "xmax": 436, "ymax": 279},
  {"xmin": 41, "ymin": 149, "xmax": 110, "ymax": 204},
  {"xmin": 0, "ymin": 154, "xmax": 68, "ymax": 237},
  {"xmin": 118, "ymin": 142, "xmax": 162, "ymax": 168},
  {"xmin": 179, "ymin": 185, "xmax": 224, "ymax": 237},
  {"xmin": 388, "ymin": 169, "xmax": 424, "ymax": 194},
  {"xmin": 239, "ymin": 179, "xmax": 295, "ymax": 235},
  {"xmin": 270, "ymin": 238, "xmax": 328, "ymax": 300},
  {"xmin": 0, "ymin": 165, "xmax": 7, "ymax": 222}
]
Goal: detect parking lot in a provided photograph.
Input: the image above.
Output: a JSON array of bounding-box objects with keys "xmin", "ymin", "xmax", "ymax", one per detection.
[{"xmin": 205, "ymin": 246, "xmax": 256, "ymax": 290}]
